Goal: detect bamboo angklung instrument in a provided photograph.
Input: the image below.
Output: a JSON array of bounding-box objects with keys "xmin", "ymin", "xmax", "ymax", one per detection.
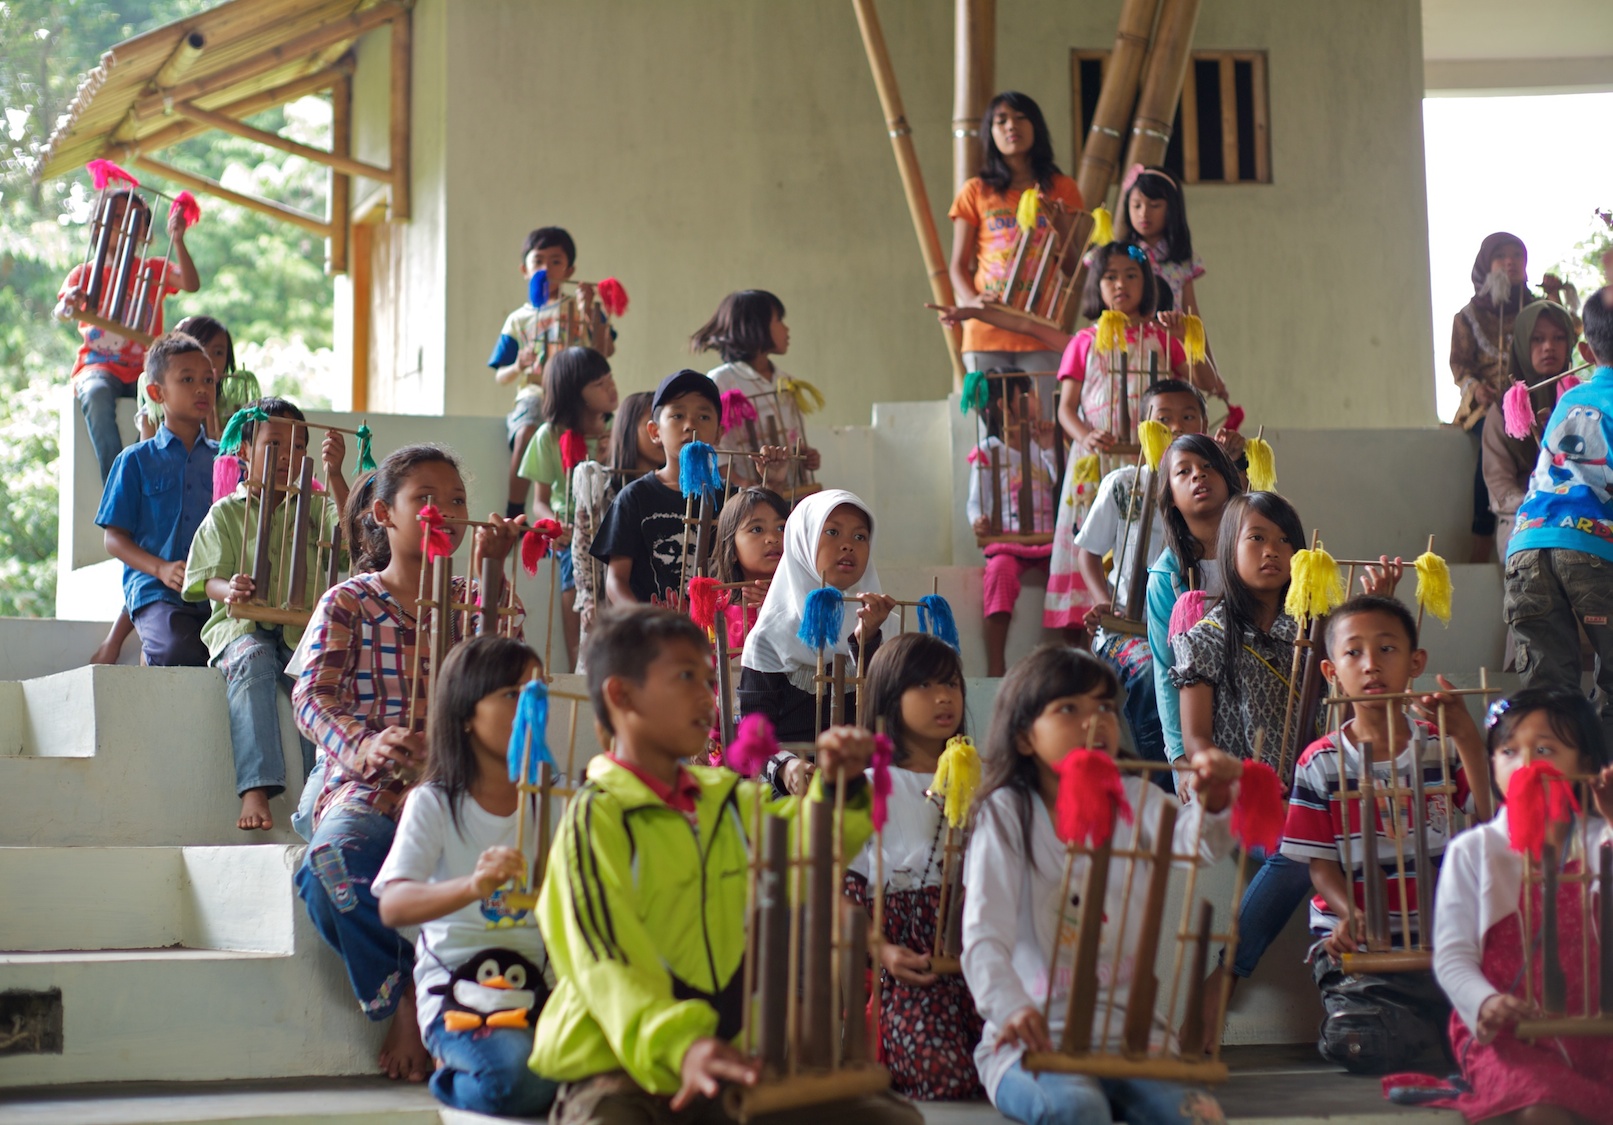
[
  {"xmin": 1076, "ymin": 0, "xmax": 1162, "ymax": 207},
  {"xmin": 1121, "ymin": 0, "xmax": 1202, "ymax": 171}
]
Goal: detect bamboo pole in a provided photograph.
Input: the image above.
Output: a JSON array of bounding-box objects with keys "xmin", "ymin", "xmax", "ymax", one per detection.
[
  {"xmin": 850, "ymin": 0, "xmax": 965, "ymax": 391},
  {"xmin": 389, "ymin": 5, "xmax": 412, "ymax": 221},
  {"xmin": 173, "ymin": 99, "xmax": 391, "ymax": 183},
  {"xmin": 951, "ymin": 0, "xmax": 995, "ymax": 194},
  {"xmin": 1076, "ymin": 0, "xmax": 1160, "ymax": 209},
  {"xmin": 153, "ymin": 31, "xmax": 206, "ymax": 90},
  {"xmin": 1121, "ymin": 0, "xmax": 1201, "ymax": 172},
  {"xmin": 130, "ymin": 154, "xmax": 331, "ymax": 236},
  {"xmin": 329, "ymin": 75, "xmax": 351, "ymax": 275},
  {"xmin": 125, "ymin": 60, "xmax": 355, "ymax": 159}
]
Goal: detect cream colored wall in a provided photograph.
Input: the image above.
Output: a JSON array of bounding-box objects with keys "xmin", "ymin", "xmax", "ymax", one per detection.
[{"xmin": 353, "ymin": 0, "xmax": 1436, "ymax": 430}]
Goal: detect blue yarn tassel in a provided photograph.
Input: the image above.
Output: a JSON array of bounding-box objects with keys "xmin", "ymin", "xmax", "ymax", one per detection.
[
  {"xmin": 679, "ymin": 441, "xmax": 723, "ymax": 500},
  {"xmin": 797, "ymin": 587, "xmax": 844, "ymax": 651},
  {"xmin": 506, "ymin": 679, "xmax": 554, "ymax": 785},
  {"xmin": 917, "ymin": 593, "xmax": 961, "ymax": 651},
  {"xmin": 528, "ymin": 267, "xmax": 549, "ymax": 308}
]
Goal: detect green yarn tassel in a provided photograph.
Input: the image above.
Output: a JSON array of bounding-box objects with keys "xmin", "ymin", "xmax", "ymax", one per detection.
[
  {"xmin": 961, "ymin": 370, "xmax": 989, "ymax": 414},
  {"xmin": 356, "ymin": 422, "xmax": 376, "ymax": 473},
  {"xmin": 217, "ymin": 404, "xmax": 267, "ymax": 456},
  {"xmin": 218, "ymin": 369, "xmax": 262, "ymax": 419}
]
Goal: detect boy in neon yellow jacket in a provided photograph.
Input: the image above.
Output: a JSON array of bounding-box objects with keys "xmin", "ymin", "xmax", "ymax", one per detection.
[{"xmin": 532, "ymin": 607, "xmax": 920, "ymax": 1125}]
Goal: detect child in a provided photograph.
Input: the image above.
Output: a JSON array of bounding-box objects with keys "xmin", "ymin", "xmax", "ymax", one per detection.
[
  {"xmin": 965, "ymin": 372, "xmax": 1060, "ymax": 675},
  {"xmin": 518, "ymin": 346, "xmax": 619, "ymax": 671},
  {"xmin": 961, "ymin": 644, "xmax": 1239, "ymax": 1124},
  {"xmin": 571, "ymin": 390, "xmax": 658, "ymax": 650},
  {"xmin": 184, "ymin": 397, "xmax": 349, "ymax": 832},
  {"xmin": 739, "ymin": 489, "xmax": 895, "ymax": 753},
  {"xmin": 134, "ymin": 315, "xmax": 247, "ymax": 442},
  {"xmin": 947, "ymin": 91, "xmax": 1083, "ymax": 373},
  {"xmin": 712, "ymin": 485, "xmax": 788, "ymax": 651},
  {"xmin": 373, "ymin": 636, "xmax": 558, "ymax": 1118},
  {"xmin": 844, "ymin": 633, "xmax": 983, "ymax": 1100},
  {"xmin": 1431, "ymin": 685, "xmax": 1613, "ymax": 1123},
  {"xmin": 94, "ymin": 332, "xmax": 218, "ymax": 668},
  {"xmin": 57, "ymin": 190, "xmax": 201, "ymax": 484},
  {"xmin": 692, "ymin": 290, "xmax": 822, "ymax": 489},
  {"xmin": 532, "ymin": 607, "xmax": 919, "ymax": 1125},
  {"xmin": 1281, "ymin": 595, "xmax": 1489, "ymax": 1072},
  {"xmin": 292, "ymin": 444, "xmax": 524, "ymax": 1084},
  {"xmin": 488, "ymin": 227, "xmax": 614, "ymax": 520},
  {"xmin": 1504, "ymin": 285, "xmax": 1613, "ymax": 752},
  {"xmin": 1114, "ymin": 166, "xmax": 1207, "ymax": 328}
]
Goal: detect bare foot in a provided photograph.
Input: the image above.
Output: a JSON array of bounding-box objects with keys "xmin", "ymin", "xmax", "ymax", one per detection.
[
  {"xmin": 238, "ymin": 789, "xmax": 274, "ymax": 831},
  {"xmin": 378, "ymin": 989, "xmax": 430, "ymax": 1082}
]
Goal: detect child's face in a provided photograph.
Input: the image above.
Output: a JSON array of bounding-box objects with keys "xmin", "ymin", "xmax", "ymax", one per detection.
[
  {"xmin": 989, "ymin": 104, "xmax": 1033, "ymax": 157},
  {"xmin": 732, "ymin": 502, "xmax": 786, "ymax": 581},
  {"xmin": 1233, "ymin": 510, "xmax": 1295, "ymax": 595},
  {"xmin": 468, "ymin": 661, "xmax": 542, "ymax": 762},
  {"xmin": 898, "ymin": 673, "xmax": 963, "ymax": 750},
  {"xmin": 379, "ymin": 460, "xmax": 469, "ymax": 562},
  {"xmin": 611, "ymin": 637, "xmax": 716, "ymax": 762},
  {"xmin": 523, "ymin": 245, "xmax": 574, "ymax": 284},
  {"xmin": 1003, "ymin": 387, "xmax": 1042, "ymax": 427},
  {"xmin": 768, "ymin": 310, "xmax": 790, "ymax": 357},
  {"xmin": 1099, "ymin": 254, "xmax": 1145, "ymax": 316},
  {"xmin": 148, "ymin": 352, "xmax": 217, "ymax": 428},
  {"xmin": 1127, "ymin": 190, "xmax": 1167, "ymax": 241},
  {"xmin": 1490, "ymin": 243, "xmax": 1526, "ymax": 286},
  {"xmin": 1321, "ymin": 610, "xmax": 1425, "ymax": 700},
  {"xmin": 1492, "ymin": 710, "xmax": 1586, "ymax": 797},
  {"xmin": 196, "ymin": 331, "xmax": 230, "ymax": 378},
  {"xmin": 649, "ymin": 393, "xmax": 720, "ymax": 467},
  {"xmin": 814, "ymin": 504, "xmax": 872, "ymax": 590},
  {"xmin": 1022, "ymin": 687, "xmax": 1121, "ymax": 778},
  {"xmin": 247, "ymin": 417, "xmax": 308, "ymax": 495},
  {"xmin": 1166, "ymin": 450, "xmax": 1227, "ymax": 521},
  {"xmin": 582, "ymin": 371, "xmax": 619, "ymax": 418},
  {"xmin": 1529, "ymin": 317, "xmax": 1570, "ymax": 378},
  {"xmin": 1146, "ymin": 391, "xmax": 1205, "ymax": 436}
]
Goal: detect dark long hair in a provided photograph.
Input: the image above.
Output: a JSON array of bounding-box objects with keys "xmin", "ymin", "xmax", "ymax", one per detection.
[
  {"xmin": 713, "ymin": 486, "xmax": 788, "ymax": 585},
  {"xmin": 541, "ymin": 346, "xmax": 612, "ymax": 432},
  {"xmin": 977, "ymin": 645, "xmax": 1118, "ymax": 869},
  {"xmin": 978, "ymin": 91, "xmax": 1062, "ymax": 195},
  {"xmin": 1211, "ymin": 492, "xmax": 1305, "ymax": 701},
  {"xmin": 1080, "ymin": 242, "xmax": 1161, "ymax": 321},
  {"xmin": 608, "ymin": 391, "xmax": 656, "ymax": 474},
  {"xmin": 1487, "ymin": 684, "xmax": 1610, "ymax": 775},
  {"xmin": 342, "ymin": 444, "xmax": 463, "ymax": 573},
  {"xmin": 864, "ymin": 633, "xmax": 966, "ymax": 766},
  {"xmin": 424, "ymin": 636, "xmax": 542, "ymax": 835},
  {"xmin": 172, "ymin": 315, "xmax": 237, "ymax": 374},
  {"xmin": 1115, "ymin": 167, "xmax": 1194, "ymax": 264},
  {"xmin": 690, "ymin": 290, "xmax": 786, "ymax": 365},
  {"xmin": 1156, "ymin": 434, "xmax": 1243, "ymax": 592}
]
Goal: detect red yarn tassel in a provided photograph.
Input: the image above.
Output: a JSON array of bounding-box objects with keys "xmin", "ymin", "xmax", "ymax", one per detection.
[
  {"xmin": 86, "ymin": 158, "xmax": 139, "ymax": 190},
  {"xmin": 1222, "ymin": 404, "xmax": 1245, "ymax": 432},
  {"xmin": 1231, "ymin": 760, "xmax": 1286, "ymax": 851},
  {"xmin": 598, "ymin": 277, "xmax": 629, "ymax": 317},
  {"xmin": 417, "ymin": 504, "xmax": 454, "ymax": 562},
  {"xmin": 871, "ymin": 734, "xmax": 894, "ymax": 831},
  {"xmin": 1053, "ymin": 749, "xmax": 1133, "ymax": 847},
  {"xmin": 169, "ymin": 190, "xmax": 201, "ymax": 230},
  {"xmin": 688, "ymin": 576, "xmax": 722, "ymax": 630},
  {"xmin": 521, "ymin": 518, "xmax": 564, "ymax": 576},
  {"xmin": 1506, "ymin": 762, "xmax": 1581, "ymax": 860},
  {"xmin": 559, "ymin": 430, "xmax": 588, "ymax": 473}
]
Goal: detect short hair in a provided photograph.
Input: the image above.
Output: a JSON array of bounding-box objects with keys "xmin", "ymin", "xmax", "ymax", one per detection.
[
  {"xmin": 583, "ymin": 607, "xmax": 711, "ymax": 734},
  {"xmin": 1323, "ymin": 595, "xmax": 1419, "ymax": 659},
  {"xmin": 236, "ymin": 396, "xmax": 307, "ymax": 449},
  {"xmin": 689, "ymin": 290, "xmax": 786, "ymax": 365},
  {"xmin": 522, "ymin": 226, "xmax": 575, "ymax": 268},
  {"xmin": 1080, "ymin": 242, "xmax": 1160, "ymax": 321},
  {"xmin": 1141, "ymin": 378, "xmax": 1207, "ymax": 419},
  {"xmin": 1582, "ymin": 286, "xmax": 1613, "ymax": 364},
  {"xmin": 144, "ymin": 331, "xmax": 207, "ymax": 384}
]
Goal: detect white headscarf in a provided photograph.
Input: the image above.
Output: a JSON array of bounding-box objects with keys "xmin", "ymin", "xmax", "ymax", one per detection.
[{"xmin": 741, "ymin": 489, "xmax": 883, "ymax": 693}]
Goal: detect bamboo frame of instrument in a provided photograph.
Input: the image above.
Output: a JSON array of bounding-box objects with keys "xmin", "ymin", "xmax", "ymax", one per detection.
[
  {"xmin": 850, "ymin": 0, "xmax": 966, "ymax": 391},
  {"xmin": 727, "ymin": 763, "xmax": 889, "ymax": 1120},
  {"xmin": 1025, "ymin": 758, "xmax": 1240, "ymax": 1083},
  {"xmin": 503, "ymin": 683, "xmax": 594, "ymax": 914},
  {"xmin": 728, "ymin": 386, "xmax": 821, "ymax": 500},
  {"xmin": 62, "ymin": 176, "xmax": 187, "ymax": 345},
  {"xmin": 968, "ymin": 373, "xmax": 1062, "ymax": 546},
  {"xmin": 1509, "ymin": 771, "xmax": 1613, "ymax": 1041},
  {"xmin": 987, "ymin": 205, "xmax": 1096, "ymax": 332}
]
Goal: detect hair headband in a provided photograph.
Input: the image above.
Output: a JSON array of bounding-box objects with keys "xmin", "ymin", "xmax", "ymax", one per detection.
[
  {"xmin": 1125, "ymin": 245, "xmax": 1148, "ymax": 265},
  {"xmin": 1121, "ymin": 163, "xmax": 1178, "ymax": 195}
]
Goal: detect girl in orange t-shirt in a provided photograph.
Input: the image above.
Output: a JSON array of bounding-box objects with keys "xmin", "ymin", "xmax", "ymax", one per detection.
[{"xmin": 947, "ymin": 91, "xmax": 1084, "ymax": 375}]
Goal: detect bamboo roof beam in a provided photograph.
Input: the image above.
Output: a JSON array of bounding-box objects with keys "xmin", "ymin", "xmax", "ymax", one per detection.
[
  {"xmin": 130, "ymin": 153, "xmax": 333, "ymax": 237},
  {"xmin": 154, "ymin": 31, "xmax": 207, "ymax": 89},
  {"xmin": 122, "ymin": 60, "xmax": 354, "ymax": 157},
  {"xmin": 173, "ymin": 98, "xmax": 391, "ymax": 181},
  {"xmin": 388, "ymin": 5, "xmax": 411, "ymax": 220}
]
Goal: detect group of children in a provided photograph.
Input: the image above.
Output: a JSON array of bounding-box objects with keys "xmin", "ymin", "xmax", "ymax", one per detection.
[{"xmin": 60, "ymin": 86, "xmax": 1613, "ymax": 1125}]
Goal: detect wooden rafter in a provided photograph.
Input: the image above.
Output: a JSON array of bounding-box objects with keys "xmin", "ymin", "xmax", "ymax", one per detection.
[
  {"xmin": 132, "ymin": 153, "xmax": 332, "ymax": 236},
  {"xmin": 173, "ymin": 99, "xmax": 391, "ymax": 182}
]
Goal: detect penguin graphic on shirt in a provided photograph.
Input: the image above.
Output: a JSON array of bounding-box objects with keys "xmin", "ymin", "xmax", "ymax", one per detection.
[{"xmin": 432, "ymin": 948, "xmax": 548, "ymax": 1033}]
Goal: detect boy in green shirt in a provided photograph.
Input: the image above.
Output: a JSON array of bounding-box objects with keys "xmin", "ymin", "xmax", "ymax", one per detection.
[
  {"xmin": 533, "ymin": 607, "xmax": 920, "ymax": 1125},
  {"xmin": 184, "ymin": 398, "xmax": 349, "ymax": 832}
]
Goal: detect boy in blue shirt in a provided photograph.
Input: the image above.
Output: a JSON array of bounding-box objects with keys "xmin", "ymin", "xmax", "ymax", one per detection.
[
  {"xmin": 1504, "ymin": 284, "xmax": 1613, "ymax": 748},
  {"xmin": 95, "ymin": 332, "xmax": 218, "ymax": 667}
]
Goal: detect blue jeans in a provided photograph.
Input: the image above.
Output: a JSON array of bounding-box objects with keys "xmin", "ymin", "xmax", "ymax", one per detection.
[
  {"xmin": 1095, "ymin": 633, "xmax": 1169, "ymax": 792},
  {"xmin": 1230, "ymin": 849, "xmax": 1313, "ymax": 979},
  {"xmin": 75, "ymin": 368, "xmax": 137, "ymax": 484},
  {"xmin": 558, "ymin": 547, "xmax": 576, "ymax": 592},
  {"xmin": 218, "ymin": 630, "xmax": 313, "ymax": 797},
  {"xmin": 422, "ymin": 1013, "xmax": 557, "ymax": 1116},
  {"xmin": 294, "ymin": 800, "xmax": 413, "ymax": 1019},
  {"xmin": 993, "ymin": 1058, "xmax": 1223, "ymax": 1125},
  {"xmin": 291, "ymin": 755, "xmax": 328, "ymax": 842}
]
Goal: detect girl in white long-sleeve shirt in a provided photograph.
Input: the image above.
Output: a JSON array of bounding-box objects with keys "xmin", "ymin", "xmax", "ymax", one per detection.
[
  {"xmin": 961, "ymin": 644, "xmax": 1240, "ymax": 1125},
  {"xmin": 1431, "ymin": 686, "xmax": 1613, "ymax": 1125}
]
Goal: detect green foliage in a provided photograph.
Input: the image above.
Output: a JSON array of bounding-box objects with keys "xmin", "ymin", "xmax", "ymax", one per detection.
[{"xmin": 0, "ymin": 1, "xmax": 336, "ymax": 617}]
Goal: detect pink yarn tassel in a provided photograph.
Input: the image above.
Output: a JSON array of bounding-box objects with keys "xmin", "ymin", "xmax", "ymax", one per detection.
[
  {"xmin": 720, "ymin": 389, "xmax": 758, "ymax": 435},
  {"xmin": 1168, "ymin": 589, "xmax": 1208, "ymax": 639},
  {"xmin": 1501, "ymin": 380, "xmax": 1534, "ymax": 440},
  {"xmin": 1558, "ymin": 375, "xmax": 1580, "ymax": 397},
  {"xmin": 871, "ymin": 734, "xmax": 894, "ymax": 831},
  {"xmin": 212, "ymin": 455, "xmax": 242, "ymax": 502},
  {"xmin": 726, "ymin": 714, "xmax": 779, "ymax": 778}
]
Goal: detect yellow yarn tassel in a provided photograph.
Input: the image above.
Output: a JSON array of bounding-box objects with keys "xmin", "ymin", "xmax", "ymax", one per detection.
[
  {"xmin": 1284, "ymin": 547, "xmax": 1345, "ymax": 626},
  {"xmin": 1414, "ymin": 550, "xmax": 1453, "ymax": 625},
  {"xmin": 1245, "ymin": 436, "xmax": 1276, "ymax": 492},
  {"xmin": 1182, "ymin": 315, "xmax": 1207, "ymax": 365},
  {"xmin": 1089, "ymin": 205, "xmax": 1114, "ymax": 248},
  {"xmin": 1138, "ymin": 419, "xmax": 1171, "ymax": 472},
  {"xmin": 776, "ymin": 376, "xmax": 824, "ymax": 415},
  {"xmin": 1016, "ymin": 187, "xmax": 1041, "ymax": 232},
  {"xmin": 1095, "ymin": 309, "xmax": 1128, "ymax": 356},
  {"xmin": 931, "ymin": 734, "xmax": 982, "ymax": 828},
  {"xmin": 1073, "ymin": 453, "xmax": 1101, "ymax": 486}
]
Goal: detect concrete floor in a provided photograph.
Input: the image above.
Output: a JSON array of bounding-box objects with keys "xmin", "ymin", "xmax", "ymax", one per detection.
[{"xmin": 0, "ymin": 1048, "xmax": 1459, "ymax": 1125}]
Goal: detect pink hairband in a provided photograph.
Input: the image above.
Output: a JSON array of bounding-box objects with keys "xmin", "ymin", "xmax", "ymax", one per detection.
[{"xmin": 1121, "ymin": 163, "xmax": 1177, "ymax": 194}]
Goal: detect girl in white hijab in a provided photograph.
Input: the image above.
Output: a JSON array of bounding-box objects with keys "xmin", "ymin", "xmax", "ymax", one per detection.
[{"xmin": 739, "ymin": 489, "xmax": 895, "ymax": 790}]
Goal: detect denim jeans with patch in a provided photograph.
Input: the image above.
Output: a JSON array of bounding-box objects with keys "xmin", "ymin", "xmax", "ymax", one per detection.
[
  {"xmin": 294, "ymin": 800, "xmax": 413, "ymax": 1019},
  {"xmin": 218, "ymin": 629, "xmax": 313, "ymax": 797},
  {"xmin": 1504, "ymin": 547, "xmax": 1613, "ymax": 749},
  {"xmin": 993, "ymin": 1057, "xmax": 1223, "ymax": 1125},
  {"xmin": 75, "ymin": 368, "xmax": 136, "ymax": 484},
  {"xmin": 422, "ymin": 1013, "xmax": 558, "ymax": 1117}
]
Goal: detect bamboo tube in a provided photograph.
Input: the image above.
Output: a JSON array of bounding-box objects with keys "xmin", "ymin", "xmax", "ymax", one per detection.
[
  {"xmin": 326, "ymin": 523, "xmax": 343, "ymax": 591},
  {"xmin": 830, "ymin": 654, "xmax": 848, "ymax": 727},
  {"xmin": 286, "ymin": 455, "xmax": 315, "ymax": 609},
  {"xmin": 1122, "ymin": 468, "xmax": 1155, "ymax": 620},
  {"xmin": 989, "ymin": 444, "xmax": 1004, "ymax": 535},
  {"xmin": 105, "ymin": 203, "xmax": 146, "ymax": 325},
  {"xmin": 389, "ymin": 3, "xmax": 412, "ymax": 223},
  {"xmin": 1099, "ymin": 791, "xmax": 1146, "ymax": 1051},
  {"xmin": 1123, "ymin": 799, "xmax": 1177, "ymax": 1054},
  {"xmin": 842, "ymin": 903, "xmax": 870, "ymax": 1063},
  {"xmin": 1542, "ymin": 843, "xmax": 1565, "ymax": 1013},
  {"xmin": 952, "ymin": 0, "xmax": 994, "ymax": 193},
  {"xmin": 476, "ymin": 554, "xmax": 501, "ymax": 636},
  {"xmin": 1044, "ymin": 840, "xmax": 1079, "ymax": 1028},
  {"xmin": 695, "ymin": 494, "xmax": 717, "ymax": 575},
  {"xmin": 535, "ymin": 763, "xmax": 554, "ymax": 882},
  {"xmin": 757, "ymin": 815, "xmax": 791, "ymax": 1071},
  {"xmin": 1060, "ymin": 839, "xmax": 1113, "ymax": 1053},
  {"xmin": 1077, "ymin": 0, "xmax": 1160, "ymax": 207},
  {"xmin": 329, "ymin": 74, "xmax": 351, "ymax": 275},
  {"xmin": 430, "ymin": 554, "xmax": 451, "ymax": 688},
  {"xmin": 850, "ymin": 0, "xmax": 965, "ymax": 390},
  {"xmin": 249, "ymin": 441, "xmax": 278, "ymax": 594},
  {"xmin": 1340, "ymin": 950, "xmax": 1433, "ymax": 974},
  {"xmin": 1409, "ymin": 728, "xmax": 1433, "ymax": 949},
  {"xmin": 1015, "ymin": 393, "xmax": 1035, "ymax": 532},
  {"xmin": 154, "ymin": 31, "xmax": 206, "ymax": 89},
  {"xmin": 1175, "ymin": 900, "xmax": 1214, "ymax": 1054},
  {"xmin": 1358, "ymin": 741, "xmax": 1391, "ymax": 952},
  {"xmin": 801, "ymin": 799, "xmax": 835, "ymax": 1068},
  {"xmin": 1602, "ymin": 844, "xmax": 1613, "ymax": 1015},
  {"xmin": 715, "ymin": 619, "xmax": 738, "ymax": 748},
  {"xmin": 1122, "ymin": 0, "xmax": 1202, "ymax": 172}
]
